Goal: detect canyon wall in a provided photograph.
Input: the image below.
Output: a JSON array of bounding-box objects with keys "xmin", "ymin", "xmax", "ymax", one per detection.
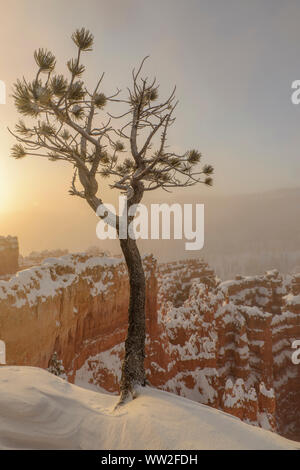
[
  {"xmin": 0, "ymin": 236, "xmax": 19, "ymax": 277},
  {"xmin": 0, "ymin": 254, "xmax": 137, "ymax": 374},
  {"xmin": 0, "ymin": 254, "xmax": 299, "ymax": 441}
]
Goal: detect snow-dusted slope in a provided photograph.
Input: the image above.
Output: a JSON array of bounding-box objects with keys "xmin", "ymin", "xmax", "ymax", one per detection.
[{"xmin": 0, "ymin": 367, "xmax": 298, "ymax": 450}]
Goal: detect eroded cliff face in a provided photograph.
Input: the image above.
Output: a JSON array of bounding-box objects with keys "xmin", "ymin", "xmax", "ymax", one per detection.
[
  {"xmin": 0, "ymin": 254, "xmax": 131, "ymax": 373},
  {"xmin": 0, "ymin": 255, "xmax": 299, "ymax": 441},
  {"xmin": 0, "ymin": 236, "xmax": 19, "ymax": 277}
]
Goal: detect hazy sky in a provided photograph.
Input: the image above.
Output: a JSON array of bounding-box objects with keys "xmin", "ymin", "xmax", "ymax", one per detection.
[{"xmin": 0, "ymin": 0, "xmax": 300, "ymax": 252}]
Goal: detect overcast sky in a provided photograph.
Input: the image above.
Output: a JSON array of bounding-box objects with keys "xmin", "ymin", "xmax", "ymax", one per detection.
[{"xmin": 0, "ymin": 0, "xmax": 300, "ymax": 252}]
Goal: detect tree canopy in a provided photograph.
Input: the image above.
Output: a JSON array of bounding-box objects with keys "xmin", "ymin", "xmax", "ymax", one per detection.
[{"xmin": 10, "ymin": 27, "xmax": 213, "ymax": 213}]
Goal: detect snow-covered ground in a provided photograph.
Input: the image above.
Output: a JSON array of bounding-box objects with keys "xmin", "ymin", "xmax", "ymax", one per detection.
[{"xmin": 0, "ymin": 366, "xmax": 299, "ymax": 450}]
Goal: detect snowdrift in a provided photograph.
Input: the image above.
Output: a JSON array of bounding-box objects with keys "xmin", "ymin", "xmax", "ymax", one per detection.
[{"xmin": 0, "ymin": 366, "xmax": 299, "ymax": 450}]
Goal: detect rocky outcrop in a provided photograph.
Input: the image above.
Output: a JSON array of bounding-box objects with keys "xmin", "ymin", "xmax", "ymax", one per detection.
[
  {"xmin": 218, "ymin": 270, "xmax": 300, "ymax": 439},
  {"xmin": 0, "ymin": 255, "xmax": 299, "ymax": 441},
  {"xmin": 272, "ymin": 273, "xmax": 300, "ymax": 440},
  {"xmin": 75, "ymin": 264, "xmax": 299, "ymax": 439},
  {"xmin": 0, "ymin": 236, "xmax": 19, "ymax": 277},
  {"xmin": 158, "ymin": 259, "xmax": 216, "ymax": 307},
  {"xmin": 0, "ymin": 255, "xmax": 132, "ymax": 371}
]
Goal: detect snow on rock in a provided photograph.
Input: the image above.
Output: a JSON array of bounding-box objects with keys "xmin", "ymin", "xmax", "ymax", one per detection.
[
  {"xmin": 1, "ymin": 255, "xmax": 300, "ymax": 442},
  {"xmin": 75, "ymin": 344, "xmax": 123, "ymax": 394},
  {"xmin": 0, "ymin": 366, "xmax": 299, "ymax": 451},
  {"xmin": 0, "ymin": 253, "xmax": 122, "ymax": 308}
]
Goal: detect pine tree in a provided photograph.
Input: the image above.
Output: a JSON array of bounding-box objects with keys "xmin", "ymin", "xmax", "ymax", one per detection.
[
  {"xmin": 10, "ymin": 28, "xmax": 213, "ymax": 405},
  {"xmin": 47, "ymin": 352, "xmax": 67, "ymax": 379}
]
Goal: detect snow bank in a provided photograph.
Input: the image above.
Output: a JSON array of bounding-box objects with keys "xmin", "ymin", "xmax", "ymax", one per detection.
[{"xmin": 0, "ymin": 367, "xmax": 299, "ymax": 450}]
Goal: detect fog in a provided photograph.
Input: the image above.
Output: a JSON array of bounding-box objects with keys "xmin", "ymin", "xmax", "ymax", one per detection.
[{"xmin": 1, "ymin": 186, "xmax": 299, "ymax": 279}]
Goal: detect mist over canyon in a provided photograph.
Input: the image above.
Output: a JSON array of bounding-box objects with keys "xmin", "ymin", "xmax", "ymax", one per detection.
[{"xmin": 1, "ymin": 187, "xmax": 300, "ymax": 278}]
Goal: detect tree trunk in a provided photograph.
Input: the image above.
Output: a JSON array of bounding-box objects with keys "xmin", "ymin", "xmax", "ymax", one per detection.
[
  {"xmin": 118, "ymin": 236, "xmax": 146, "ymax": 404},
  {"xmin": 86, "ymin": 181, "xmax": 146, "ymax": 405}
]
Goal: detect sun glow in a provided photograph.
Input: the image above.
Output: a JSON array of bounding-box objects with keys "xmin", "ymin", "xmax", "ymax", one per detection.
[
  {"xmin": 0, "ymin": 177, "xmax": 9, "ymax": 212},
  {"xmin": 0, "ymin": 157, "xmax": 13, "ymax": 213}
]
